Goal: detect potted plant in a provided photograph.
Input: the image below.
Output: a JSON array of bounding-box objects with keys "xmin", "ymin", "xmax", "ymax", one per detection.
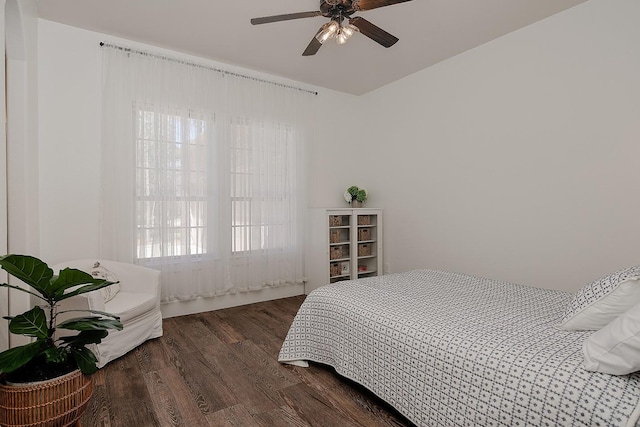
[
  {"xmin": 344, "ymin": 185, "xmax": 368, "ymax": 208},
  {"xmin": 0, "ymin": 254, "xmax": 123, "ymax": 427}
]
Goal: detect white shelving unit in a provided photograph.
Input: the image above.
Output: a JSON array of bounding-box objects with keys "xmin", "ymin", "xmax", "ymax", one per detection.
[{"xmin": 306, "ymin": 208, "xmax": 383, "ymax": 294}]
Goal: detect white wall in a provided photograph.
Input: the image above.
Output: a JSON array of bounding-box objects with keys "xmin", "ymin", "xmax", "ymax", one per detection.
[
  {"xmin": 5, "ymin": 0, "xmax": 39, "ymax": 347},
  {"xmin": 0, "ymin": 0, "xmax": 7, "ymax": 352},
  {"xmin": 38, "ymin": 20, "xmax": 102, "ymax": 265},
  {"xmin": 345, "ymin": 0, "xmax": 638, "ymax": 291},
  {"xmin": 306, "ymin": 89, "xmax": 364, "ymax": 204},
  {"xmin": 7, "ymin": 0, "xmax": 39, "ymax": 258}
]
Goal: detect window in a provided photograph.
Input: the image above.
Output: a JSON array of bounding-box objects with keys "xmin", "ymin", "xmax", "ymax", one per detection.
[
  {"xmin": 135, "ymin": 108, "xmax": 209, "ymax": 259},
  {"xmin": 230, "ymin": 118, "xmax": 294, "ymax": 254},
  {"xmin": 135, "ymin": 109, "xmax": 298, "ymax": 259}
]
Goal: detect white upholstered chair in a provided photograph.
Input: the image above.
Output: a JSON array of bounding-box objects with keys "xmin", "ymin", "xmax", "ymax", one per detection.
[{"xmin": 52, "ymin": 259, "xmax": 163, "ymax": 368}]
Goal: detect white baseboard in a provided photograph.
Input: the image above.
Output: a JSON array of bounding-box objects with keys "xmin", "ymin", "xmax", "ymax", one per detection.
[{"xmin": 160, "ymin": 283, "xmax": 305, "ymax": 318}]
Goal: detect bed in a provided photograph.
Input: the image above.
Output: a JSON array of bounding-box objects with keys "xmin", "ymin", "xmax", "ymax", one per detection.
[{"xmin": 278, "ymin": 269, "xmax": 640, "ymax": 426}]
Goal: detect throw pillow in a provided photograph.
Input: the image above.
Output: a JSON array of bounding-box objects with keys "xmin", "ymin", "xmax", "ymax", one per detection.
[
  {"xmin": 583, "ymin": 302, "xmax": 640, "ymax": 375},
  {"xmin": 558, "ymin": 265, "xmax": 640, "ymax": 330},
  {"xmin": 90, "ymin": 261, "xmax": 120, "ymax": 303}
]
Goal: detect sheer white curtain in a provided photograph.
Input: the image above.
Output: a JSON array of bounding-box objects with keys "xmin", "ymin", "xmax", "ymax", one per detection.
[{"xmin": 100, "ymin": 45, "xmax": 314, "ymax": 302}]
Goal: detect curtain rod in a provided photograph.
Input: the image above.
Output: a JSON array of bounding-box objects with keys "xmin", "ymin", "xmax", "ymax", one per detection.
[{"xmin": 99, "ymin": 42, "xmax": 318, "ymax": 96}]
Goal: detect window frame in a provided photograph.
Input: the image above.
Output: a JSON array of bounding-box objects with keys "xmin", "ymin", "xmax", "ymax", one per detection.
[{"xmin": 134, "ymin": 107, "xmax": 212, "ymax": 261}]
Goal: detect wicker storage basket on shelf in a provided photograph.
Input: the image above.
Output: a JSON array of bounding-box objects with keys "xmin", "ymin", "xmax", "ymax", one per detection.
[
  {"xmin": 0, "ymin": 369, "xmax": 93, "ymax": 427},
  {"xmin": 358, "ymin": 243, "xmax": 372, "ymax": 257}
]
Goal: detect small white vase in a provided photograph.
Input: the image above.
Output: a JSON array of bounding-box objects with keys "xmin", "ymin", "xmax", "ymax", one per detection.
[{"xmin": 352, "ymin": 200, "xmax": 362, "ymax": 208}]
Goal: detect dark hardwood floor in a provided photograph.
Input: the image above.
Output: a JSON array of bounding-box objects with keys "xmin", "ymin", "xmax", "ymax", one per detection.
[{"xmin": 81, "ymin": 295, "xmax": 415, "ymax": 426}]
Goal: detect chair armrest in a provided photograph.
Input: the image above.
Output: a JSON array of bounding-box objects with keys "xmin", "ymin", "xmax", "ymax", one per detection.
[
  {"xmin": 57, "ymin": 292, "xmax": 105, "ymax": 318},
  {"xmin": 98, "ymin": 261, "xmax": 160, "ymax": 295},
  {"xmin": 52, "ymin": 259, "xmax": 161, "ymax": 295}
]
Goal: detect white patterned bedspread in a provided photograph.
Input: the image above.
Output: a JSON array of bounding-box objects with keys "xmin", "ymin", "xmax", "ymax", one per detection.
[{"xmin": 278, "ymin": 270, "xmax": 640, "ymax": 426}]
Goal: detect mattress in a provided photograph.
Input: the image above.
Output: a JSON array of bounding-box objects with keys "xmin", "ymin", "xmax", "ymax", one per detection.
[{"xmin": 278, "ymin": 269, "xmax": 640, "ymax": 426}]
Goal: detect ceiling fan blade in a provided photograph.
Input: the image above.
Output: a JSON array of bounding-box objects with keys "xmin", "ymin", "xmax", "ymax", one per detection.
[
  {"xmin": 302, "ymin": 36, "xmax": 323, "ymax": 56},
  {"xmin": 251, "ymin": 11, "xmax": 321, "ymax": 25},
  {"xmin": 349, "ymin": 16, "xmax": 399, "ymax": 48},
  {"xmin": 302, "ymin": 23, "xmax": 331, "ymax": 56},
  {"xmin": 352, "ymin": 0, "xmax": 412, "ymax": 11}
]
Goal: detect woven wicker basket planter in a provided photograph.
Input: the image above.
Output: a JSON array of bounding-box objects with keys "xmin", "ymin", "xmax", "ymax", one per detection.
[{"xmin": 0, "ymin": 369, "xmax": 93, "ymax": 427}]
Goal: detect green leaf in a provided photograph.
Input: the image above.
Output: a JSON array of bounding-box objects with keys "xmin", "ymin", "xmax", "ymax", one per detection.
[
  {"xmin": 59, "ymin": 330, "xmax": 108, "ymax": 346},
  {"xmin": 0, "ymin": 282, "xmax": 47, "ymax": 302},
  {"xmin": 0, "ymin": 341, "xmax": 43, "ymax": 374},
  {"xmin": 0, "ymin": 255, "xmax": 54, "ymax": 297},
  {"xmin": 52, "ymin": 268, "xmax": 118, "ymax": 298},
  {"xmin": 70, "ymin": 346, "xmax": 98, "ymax": 375},
  {"xmin": 9, "ymin": 306, "xmax": 48, "ymax": 339},
  {"xmin": 56, "ymin": 280, "xmax": 119, "ymax": 301},
  {"xmin": 57, "ymin": 309, "xmax": 120, "ymax": 321},
  {"xmin": 43, "ymin": 346, "xmax": 68, "ymax": 364},
  {"xmin": 85, "ymin": 310, "xmax": 121, "ymax": 321},
  {"xmin": 57, "ymin": 316, "xmax": 123, "ymax": 332}
]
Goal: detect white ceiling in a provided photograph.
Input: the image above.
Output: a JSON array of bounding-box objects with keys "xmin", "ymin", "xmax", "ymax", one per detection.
[{"xmin": 36, "ymin": 0, "xmax": 587, "ymax": 95}]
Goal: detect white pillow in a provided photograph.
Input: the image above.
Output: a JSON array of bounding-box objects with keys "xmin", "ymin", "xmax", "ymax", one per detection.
[
  {"xmin": 90, "ymin": 261, "xmax": 120, "ymax": 303},
  {"xmin": 583, "ymin": 302, "xmax": 640, "ymax": 375},
  {"xmin": 558, "ymin": 265, "xmax": 640, "ymax": 330}
]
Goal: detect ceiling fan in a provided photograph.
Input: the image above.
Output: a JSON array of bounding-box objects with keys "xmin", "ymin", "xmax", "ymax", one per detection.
[{"xmin": 250, "ymin": 0, "xmax": 413, "ymax": 56}]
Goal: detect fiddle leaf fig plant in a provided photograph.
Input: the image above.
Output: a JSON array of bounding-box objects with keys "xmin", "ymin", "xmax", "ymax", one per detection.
[{"xmin": 0, "ymin": 254, "xmax": 123, "ymax": 381}]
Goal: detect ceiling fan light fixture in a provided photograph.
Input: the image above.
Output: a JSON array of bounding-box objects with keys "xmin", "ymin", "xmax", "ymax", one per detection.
[
  {"xmin": 339, "ymin": 18, "xmax": 362, "ymax": 44},
  {"xmin": 316, "ymin": 20, "xmax": 339, "ymax": 43}
]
